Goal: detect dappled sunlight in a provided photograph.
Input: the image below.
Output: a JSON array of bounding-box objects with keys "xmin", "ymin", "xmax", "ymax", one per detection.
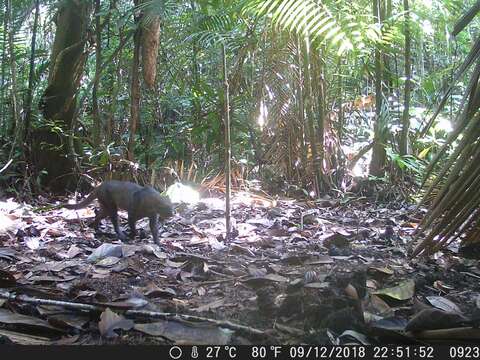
[
  {"xmin": 421, "ymin": 20, "xmax": 434, "ymax": 36},
  {"xmin": 0, "ymin": 212, "xmax": 18, "ymax": 234},
  {"xmin": 257, "ymin": 101, "xmax": 268, "ymax": 129},
  {"xmin": 0, "ymin": 199, "xmax": 22, "ymax": 212},
  {"xmin": 199, "ymin": 197, "xmax": 224, "ymax": 210},
  {"xmin": 231, "ymin": 191, "xmax": 273, "ymax": 208},
  {"xmin": 166, "ymin": 182, "xmax": 200, "ymax": 205},
  {"xmin": 352, "ymin": 160, "xmax": 369, "ymax": 177},
  {"xmin": 435, "ymin": 116, "xmax": 453, "ymax": 133}
]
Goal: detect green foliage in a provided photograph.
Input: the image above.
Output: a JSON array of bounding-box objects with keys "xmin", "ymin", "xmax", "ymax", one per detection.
[
  {"xmin": 0, "ymin": 0, "xmax": 478, "ymax": 195},
  {"xmin": 243, "ymin": 0, "xmax": 370, "ymax": 54},
  {"xmin": 386, "ymin": 147, "xmax": 423, "ymax": 175}
]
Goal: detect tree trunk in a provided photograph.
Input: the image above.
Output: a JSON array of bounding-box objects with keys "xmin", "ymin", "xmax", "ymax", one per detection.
[
  {"xmin": 36, "ymin": 0, "xmax": 92, "ymax": 191},
  {"xmin": 107, "ymin": 2, "xmax": 121, "ymax": 145},
  {"xmin": 369, "ymin": 0, "xmax": 387, "ymax": 177},
  {"xmin": 141, "ymin": 0, "xmax": 160, "ymax": 89},
  {"xmin": 108, "ymin": 37, "xmax": 122, "ymax": 144},
  {"xmin": 337, "ymin": 58, "xmax": 345, "ymax": 168},
  {"xmin": 92, "ymin": 0, "xmax": 102, "ymax": 148},
  {"xmin": 127, "ymin": 0, "xmax": 142, "ymax": 161},
  {"xmin": 400, "ymin": 0, "xmax": 412, "ymax": 156},
  {"xmin": 1, "ymin": 0, "xmax": 7, "ymax": 135},
  {"xmin": 6, "ymin": 0, "xmax": 19, "ymax": 140},
  {"xmin": 302, "ymin": 37, "xmax": 322, "ymax": 196},
  {"xmin": 383, "ymin": 0, "xmax": 393, "ymax": 94},
  {"xmin": 222, "ymin": 43, "xmax": 232, "ymax": 238},
  {"xmin": 190, "ymin": 0, "xmax": 201, "ymax": 130},
  {"xmin": 296, "ymin": 36, "xmax": 307, "ymax": 188},
  {"xmin": 23, "ymin": 0, "xmax": 40, "ymax": 150},
  {"xmin": 313, "ymin": 51, "xmax": 326, "ymax": 190}
]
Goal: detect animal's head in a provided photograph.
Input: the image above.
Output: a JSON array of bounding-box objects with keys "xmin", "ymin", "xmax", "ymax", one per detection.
[{"xmin": 158, "ymin": 196, "xmax": 174, "ymax": 219}]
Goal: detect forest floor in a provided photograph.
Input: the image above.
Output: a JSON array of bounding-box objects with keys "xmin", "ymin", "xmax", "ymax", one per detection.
[{"xmin": 0, "ymin": 189, "xmax": 479, "ymax": 345}]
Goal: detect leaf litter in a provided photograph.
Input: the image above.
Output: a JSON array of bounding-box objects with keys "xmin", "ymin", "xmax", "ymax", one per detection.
[{"xmin": 0, "ymin": 193, "xmax": 479, "ymax": 344}]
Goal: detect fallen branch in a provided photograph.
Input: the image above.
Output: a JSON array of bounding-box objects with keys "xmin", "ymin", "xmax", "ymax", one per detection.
[
  {"xmin": 0, "ymin": 289, "xmax": 265, "ymax": 336},
  {"xmin": 407, "ymin": 327, "xmax": 480, "ymax": 340}
]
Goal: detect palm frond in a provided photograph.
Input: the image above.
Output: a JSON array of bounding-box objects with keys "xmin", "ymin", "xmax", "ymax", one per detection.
[
  {"xmin": 243, "ymin": 0, "xmax": 372, "ymax": 54},
  {"xmin": 413, "ymin": 1, "xmax": 480, "ymax": 256}
]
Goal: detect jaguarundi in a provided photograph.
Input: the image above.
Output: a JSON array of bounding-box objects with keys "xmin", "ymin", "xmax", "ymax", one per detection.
[{"xmin": 64, "ymin": 180, "xmax": 174, "ymax": 244}]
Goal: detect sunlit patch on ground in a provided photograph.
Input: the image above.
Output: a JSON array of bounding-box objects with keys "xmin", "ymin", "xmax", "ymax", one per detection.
[{"xmin": 166, "ymin": 183, "xmax": 200, "ymax": 205}]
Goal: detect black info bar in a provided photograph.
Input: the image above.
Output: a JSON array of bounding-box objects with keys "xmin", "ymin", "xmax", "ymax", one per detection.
[{"xmin": 2, "ymin": 345, "xmax": 479, "ymax": 360}]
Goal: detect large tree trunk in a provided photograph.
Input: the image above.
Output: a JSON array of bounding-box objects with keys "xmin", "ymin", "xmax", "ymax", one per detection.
[
  {"xmin": 141, "ymin": 0, "xmax": 160, "ymax": 89},
  {"xmin": 36, "ymin": 0, "xmax": 92, "ymax": 191},
  {"xmin": 400, "ymin": 0, "xmax": 412, "ymax": 156},
  {"xmin": 369, "ymin": 0, "xmax": 387, "ymax": 177}
]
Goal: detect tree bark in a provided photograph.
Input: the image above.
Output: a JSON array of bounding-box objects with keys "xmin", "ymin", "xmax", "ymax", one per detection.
[
  {"xmin": 23, "ymin": 0, "xmax": 40, "ymax": 150},
  {"xmin": 383, "ymin": 0, "xmax": 393, "ymax": 94},
  {"xmin": 400, "ymin": 0, "xmax": 412, "ymax": 156},
  {"xmin": 369, "ymin": 0, "xmax": 387, "ymax": 177},
  {"xmin": 141, "ymin": 0, "xmax": 160, "ymax": 89},
  {"xmin": 36, "ymin": 0, "xmax": 92, "ymax": 191},
  {"xmin": 190, "ymin": 0, "xmax": 201, "ymax": 129},
  {"xmin": 127, "ymin": 0, "xmax": 142, "ymax": 161},
  {"xmin": 92, "ymin": 0, "xmax": 102, "ymax": 147},
  {"xmin": 337, "ymin": 58, "xmax": 345, "ymax": 167},
  {"xmin": 296, "ymin": 36, "xmax": 307, "ymax": 188},
  {"xmin": 313, "ymin": 51, "xmax": 326, "ymax": 190},
  {"xmin": 302, "ymin": 37, "xmax": 322, "ymax": 196},
  {"xmin": 6, "ymin": 0, "xmax": 19, "ymax": 140},
  {"xmin": 0, "ymin": 0, "xmax": 7, "ymax": 134}
]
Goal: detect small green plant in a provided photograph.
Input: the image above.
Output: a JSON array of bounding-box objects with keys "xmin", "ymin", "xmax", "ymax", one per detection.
[{"xmin": 386, "ymin": 147, "xmax": 424, "ymax": 175}]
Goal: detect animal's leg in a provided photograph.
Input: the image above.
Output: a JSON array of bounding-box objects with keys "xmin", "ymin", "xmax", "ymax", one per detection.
[
  {"xmin": 149, "ymin": 214, "xmax": 159, "ymax": 245},
  {"xmin": 93, "ymin": 205, "xmax": 108, "ymax": 230},
  {"xmin": 128, "ymin": 212, "xmax": 137, "ymax": 239}
]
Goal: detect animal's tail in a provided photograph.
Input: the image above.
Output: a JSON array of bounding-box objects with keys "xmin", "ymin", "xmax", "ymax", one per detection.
[{"xmin": 63, "ymin": 190, "xmax": 97, "ymax": 210}]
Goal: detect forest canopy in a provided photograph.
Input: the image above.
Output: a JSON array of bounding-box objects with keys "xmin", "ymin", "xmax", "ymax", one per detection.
[
  {"xmin": 0, "ymin": 0, "xmax": 479, "ymax": 254},
  {"xmin": 1, "ymin": 0, "xmax": 480, "ymax": 347}
]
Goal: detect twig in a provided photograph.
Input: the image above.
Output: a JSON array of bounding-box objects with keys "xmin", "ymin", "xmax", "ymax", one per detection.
[
  {"xmin": 0, "ymin": 159, "xmax": 13, "ymax": 173},
  {"xmin": 32, "ymin": 204, "xmax": 63, "ymax": 213},
  {"xmin": 126, "ymin": 309, "xmax": 265, "ymax": 336},
  {"xmin": 175, "ymin": 252, "xmax": 225, "ymax": 264},
  {"xmin": 200, "ymin": 275, "xmax": 248, "ymax": 285},
  {"xmin": 0, "ymin": 289, "xmax": 265, "ymax": 336}
]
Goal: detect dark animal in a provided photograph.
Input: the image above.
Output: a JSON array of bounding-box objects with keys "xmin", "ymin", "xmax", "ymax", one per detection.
[{"xmin": 64, "ymin": 180, "xmax": 173, "ymax": 244}]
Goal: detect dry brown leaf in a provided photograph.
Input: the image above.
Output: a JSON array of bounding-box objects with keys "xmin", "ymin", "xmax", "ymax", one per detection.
[
  {"xmin": 193, "ymin": 298, "xmax": 225, "ymax": 312},
  {"xmin": 98, "ymin": 308, "xmax": 134, "ymax": 338}
]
